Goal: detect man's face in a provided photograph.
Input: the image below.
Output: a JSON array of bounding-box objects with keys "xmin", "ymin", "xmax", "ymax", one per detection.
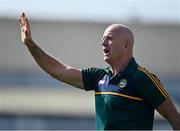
[{"xmin": 101, "ymin": 28, "xmax": 125, "ymax": 64}]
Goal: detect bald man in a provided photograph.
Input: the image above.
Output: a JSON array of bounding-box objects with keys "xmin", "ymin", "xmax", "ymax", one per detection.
[{"xmin": 19, "ymin": 13, "xmax": 180, "ymax": 130}]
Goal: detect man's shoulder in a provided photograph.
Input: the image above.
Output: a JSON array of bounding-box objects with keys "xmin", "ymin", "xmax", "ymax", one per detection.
[
  {"xmin": 82, "ymin": 67, "xmax": 107, "ymax": 90},
  {"xmin": 133, "ymin": 66, "xmax": 158, "ymax": 81},
  {"xmin": 132, "ymin": 66, "xmax": 163, "ymax": 89},
  {"xmin": 82, "ymin": 67, "xmax": 107, "ymax": 78},
  {"xmin": 84, "ymin": 67, "xmax": 106, "ymax": 73}
]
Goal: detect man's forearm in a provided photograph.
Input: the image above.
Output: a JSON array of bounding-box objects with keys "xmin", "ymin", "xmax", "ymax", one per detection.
[
  {"xmin": 169, "ymin": 112, "xmax": 180, "ymax": 130},
  {"xmin": 25, "ymin": 39, "xmax": 66, "ymax": 79}
]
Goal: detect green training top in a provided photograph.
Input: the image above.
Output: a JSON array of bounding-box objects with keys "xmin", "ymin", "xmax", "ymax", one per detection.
[{"xmin": 82, "ymin": 57, "xmax": 168, "ymax": 130}]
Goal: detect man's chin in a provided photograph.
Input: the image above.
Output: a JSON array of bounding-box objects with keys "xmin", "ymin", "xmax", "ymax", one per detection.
[{"xmin": 104, "ymin": 57, "xmax": 111, "ymax": 64}]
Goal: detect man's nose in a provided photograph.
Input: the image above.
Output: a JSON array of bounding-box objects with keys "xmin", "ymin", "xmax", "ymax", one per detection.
[{"xmin": 101, "ymin": 39, "xmax": 108, "ymax": 47}]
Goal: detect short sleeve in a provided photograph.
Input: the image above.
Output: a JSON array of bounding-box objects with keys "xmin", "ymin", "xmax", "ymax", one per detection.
[
  {"xmin": 82, "ymin": 67, "xmax": 104, "ymax": 91},
  {"xmin": 135, "ymin": 69, "xmax": 169, "ymax": 109}
]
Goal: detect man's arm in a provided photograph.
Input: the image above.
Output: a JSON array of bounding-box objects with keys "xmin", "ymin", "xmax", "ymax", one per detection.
[
  {"xmin": 156, "ymin": 97, "xmax": 180, "ymax": 130},
  {"xmin": 19, "ymin": 13, "xmax": 84, "ymax": 89}
]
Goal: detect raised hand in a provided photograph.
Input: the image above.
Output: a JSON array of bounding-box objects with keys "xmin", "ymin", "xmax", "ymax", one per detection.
[{"xmin": 19, "ymin": 12, "xmax": 32, "ymax": 45}]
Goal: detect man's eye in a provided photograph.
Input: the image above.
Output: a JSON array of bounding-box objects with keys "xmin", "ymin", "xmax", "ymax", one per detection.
[{"xmin": 107, "ymin": 37, "xmax": 112, "ymax": 40}]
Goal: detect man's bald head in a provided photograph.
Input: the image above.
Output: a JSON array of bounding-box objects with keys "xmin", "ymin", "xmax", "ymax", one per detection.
[
  {"xmin": 105, "ymin": 24, "xmax": 134, "ymax": 46},
  {"xmin": 102, "ymin": 24, "xmax": 134, "ymax": 65}
]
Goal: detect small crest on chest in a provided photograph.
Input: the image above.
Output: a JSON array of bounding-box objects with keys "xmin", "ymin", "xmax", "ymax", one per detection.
[
  {"xmin": 99, "ymin": 79, "xmax": 105, "ymax": 84},
  {"xmin": 118, "ymin": 79, "xmax": 127, "ymax": 88}
]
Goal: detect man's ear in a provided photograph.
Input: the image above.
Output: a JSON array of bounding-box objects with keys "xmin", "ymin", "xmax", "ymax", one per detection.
[{"xmin": 123, "ymin": 41, "xmax": 128, "ymax": 48}]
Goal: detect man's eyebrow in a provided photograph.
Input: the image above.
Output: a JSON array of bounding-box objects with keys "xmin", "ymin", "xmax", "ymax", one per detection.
[
  {"xmin": 103, "ymin": 32, "xmax": 113, "ymax": 37},
  {"xmin": 102, "ymin": 34, "xmax": 113, "ymax": 41}
]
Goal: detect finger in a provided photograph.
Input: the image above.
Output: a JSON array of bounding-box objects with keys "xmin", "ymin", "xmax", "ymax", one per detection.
[
  {"xmin": 25, "ymin": 17, "xmax": 30, "ymax": 29},
  {"xmin": 18, "ymin": 18, "xmax": 22, "ymax": 26},
  {"xmin": 18, "ymin": 15, "xmax": 23, "ymax": 26},
  {"xmin": 19, "ymin": 12, "xmax": 26, "ymax": 26},
  {"xmin": 19, "ymin": 17, "xmax": 23, "ymax": 26},
  {"xmin": 22, "ymin": 12, "xmax": 25, "ymax": 17}
]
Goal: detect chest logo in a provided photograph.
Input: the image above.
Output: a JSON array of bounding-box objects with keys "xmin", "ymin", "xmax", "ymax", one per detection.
[
  {"xmin": 99, "ymin": 79, "xmax": 105, "ymax": 84},
  {"xmin": 118, "ymin": 79, "xmax": 127, "ymax": 88}
]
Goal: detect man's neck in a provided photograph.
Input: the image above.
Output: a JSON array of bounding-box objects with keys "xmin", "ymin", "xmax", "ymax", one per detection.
[{"xmin": 110, "ymin": 56, "xmax": 132, "ymax": 77}]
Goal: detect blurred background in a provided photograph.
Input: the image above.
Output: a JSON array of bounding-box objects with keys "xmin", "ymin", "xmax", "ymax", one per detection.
[{"xmin": 0, "ymin": 0, "xmax": 180, "ymax": 130}]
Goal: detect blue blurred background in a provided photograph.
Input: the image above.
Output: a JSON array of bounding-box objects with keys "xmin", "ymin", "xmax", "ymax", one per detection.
[{"xmin": 0, "ymin": 0, "xmax": 180, "ymax": 130}]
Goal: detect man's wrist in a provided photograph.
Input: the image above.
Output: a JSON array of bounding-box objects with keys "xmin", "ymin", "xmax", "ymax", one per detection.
[{"xmin": 24, "ymin": 38, "xmax": 35, "ymax": 47}]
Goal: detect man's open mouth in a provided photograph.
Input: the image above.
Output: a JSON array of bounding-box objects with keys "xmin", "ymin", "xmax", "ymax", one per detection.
[{"xmin": 103, "ymin": 48, "xmax": 110, "ymax": 54}]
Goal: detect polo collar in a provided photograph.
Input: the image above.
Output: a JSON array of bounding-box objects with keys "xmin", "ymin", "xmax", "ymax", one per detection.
[{"xmin": 105, "ymin": 57, "xmax": 139, "ymax": 76}]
